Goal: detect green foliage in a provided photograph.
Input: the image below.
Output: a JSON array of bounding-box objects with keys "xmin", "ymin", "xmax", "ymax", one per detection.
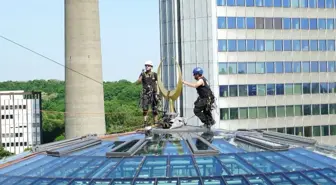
[
  {"xmin": 0, "ymin": 79, "xmax": 150, "ymax": 143},
  {"xmin": 0, "ymin": 147, "xmax": 13, "ymax": 159}
]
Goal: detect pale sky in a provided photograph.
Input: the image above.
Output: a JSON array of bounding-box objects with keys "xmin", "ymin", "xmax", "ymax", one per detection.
[{"xmin": 0, "ymin": 0, "xmax": 160, "ymax": 82}]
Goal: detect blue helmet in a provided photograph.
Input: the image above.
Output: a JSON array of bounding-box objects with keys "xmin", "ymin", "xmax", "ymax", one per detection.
[{"xmin": 193, "ymin": 67, "xmax": 203, "ymax": 75}]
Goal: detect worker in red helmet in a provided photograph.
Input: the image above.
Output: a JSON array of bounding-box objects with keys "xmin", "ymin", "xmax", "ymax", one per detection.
[{"xmin": 182, "ymin": 67, "xmax": 215, "ymax": 128}]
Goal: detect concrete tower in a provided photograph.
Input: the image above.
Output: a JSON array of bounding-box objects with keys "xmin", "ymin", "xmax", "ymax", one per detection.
[{"xmin": 64, "ymin": 0, "xmax": 106, "ymax": 139}]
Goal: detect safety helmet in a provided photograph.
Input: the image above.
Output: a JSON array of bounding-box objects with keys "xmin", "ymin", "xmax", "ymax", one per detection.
[
  {"xmin": 144, "ymin": 60, "xmax": 153, "ymax": 67},
  {"xmin": 193, "ymin": 67, "xmax": 203, "ymax": 75}
]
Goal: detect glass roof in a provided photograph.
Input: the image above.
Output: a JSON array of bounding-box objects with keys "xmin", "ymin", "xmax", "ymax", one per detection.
[{"xmin": 0, "ymin": 129, "xmax": 336, "ymax": 185}]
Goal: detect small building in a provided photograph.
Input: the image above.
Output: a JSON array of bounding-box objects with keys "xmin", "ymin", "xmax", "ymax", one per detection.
[{"xmin": 0, "ymin": 91, "xmax": 42, "ymax": 154}]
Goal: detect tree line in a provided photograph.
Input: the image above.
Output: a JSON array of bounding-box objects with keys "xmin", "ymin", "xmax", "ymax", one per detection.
[{"xmin": 0, "ymin": 79, "xmax": 150, "ymax": 145}]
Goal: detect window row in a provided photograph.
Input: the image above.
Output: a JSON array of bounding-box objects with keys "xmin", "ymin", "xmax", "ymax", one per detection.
[
  {"xmin": 218, "ymin": 39, "xmax": 336, "ymax": 52},
  {"xmin": 219, "ymin": 82, "xmax": 336, "ymax": 97},
  {"xmin": 217, "ymin": 17, "xmax": 335, "ymax": 30},
  {"xmin": 260, "ymin": 124, "xmax": 336, "ymax": 137},
  {"xmin": 220, "ymin": 104, "xmax": 336, "ymax": 120},
  {"xmin": 218, "ymin": 61, "xmax": 336, "ymax": 74},
  {"xmin": 217, "ymin": 0, "xmax": 336, "ymax": 9}
]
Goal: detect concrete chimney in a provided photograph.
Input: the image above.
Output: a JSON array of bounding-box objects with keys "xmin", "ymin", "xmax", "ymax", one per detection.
[{"xmin": 64, "ymin": 0, "xmax": 106, "ymax": 139}]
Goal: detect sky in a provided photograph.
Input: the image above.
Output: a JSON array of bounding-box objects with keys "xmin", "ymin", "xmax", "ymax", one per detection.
[{"xmin": 0, "ymin": 0, "xmax": 160, "ymax": 82}]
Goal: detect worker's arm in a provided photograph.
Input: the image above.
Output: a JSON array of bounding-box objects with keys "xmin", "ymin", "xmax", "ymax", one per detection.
[
  {"xmin": 136, "ymin": 71, "xmax": 144, "ymax": 84},
  {"xmin": 182, "ymin": 79, "xmax": 204, "ymax": 88}
]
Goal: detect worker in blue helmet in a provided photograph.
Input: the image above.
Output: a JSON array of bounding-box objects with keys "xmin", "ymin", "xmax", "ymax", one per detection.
[{"xmin": 182, "ymin": 67, "xmax": 215, "ymax": 128}]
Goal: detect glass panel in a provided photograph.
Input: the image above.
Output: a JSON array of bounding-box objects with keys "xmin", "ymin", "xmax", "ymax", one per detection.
[
  {"xmin": 135, "ymin": 140, "xmax": 190, "ymax": 156},
  {"xmin": 70, "ymin": 158, "xmax": 108, "ymax": 178},
  {"xmin": 267, "ymin": 84, "xmax": 275, "ymax": 95},
  {"xmin": 245, "ymin": 175, "xmax": 273, "ymax": 185},
  {"xmin": 220, "ymin": 108, "xmax": 229, "ymax": 120},
  {"xmin": 286, "ymin": 105, "xmax": 294, "ymax": 117},
  {"xmin": 195, "ymin": 156, "xmax": 228, "ymax": 176},
  {"xmin": 304, "ymin": 126, "xmax": 312, "ymax": 137},
  {"xmin": 312, "ymin": 104, "xmax": 320, "ymax": 115},
  {"xmin": 134, "ymin": 180, "xmax": 155, "ymax": 185},
  {"xmin": 169, "ymin": 156, "xmax": 197, "ymax": 177},
  {"xmin": 293, "ymin": 62, "xmax": 301, "ymax": 72},
  {"xmin": 303, "ymin": 171, "xmax": 335, "ymax": 185},
  {"xmin": 248, "ymin": 63, "xmax": 256, "ymax": 74},
  {"xmin": 304, "ymin": 105, "xmax": 311, "ymax": 116},
  {"xmin": 280, "ymin": 150, "xmax": 329, "ymax": 169},
  {"xmin": 295, "ymin": 127, "xmax": 303, "ymax": 136},
  {"xmin": 294, "ymin": 83, "xmax": 302, "ymax": 94},
  {"xmin": 266, "ymin": 174, "xmax": 295, "ymax": 185},
  {"xmin": 228, "ymin": 63, "xmax": 237, "ymax": 74},
  {"xmin": 180, "ymin": 179, "xmax": 201, "ymax": 185},
  {"xmin": 90, "ymin": 180, "xmax": 111, "ymax": 185},
  {"xmin": 137, "ymin": 157, "xmax": 167, "ymax": 177},
  {"xmin": 259, "ymin": 152, "xmax": 308, "ymax": 171},
  {"xmin": 321, "ymin": 125, "xmax": 329, "ymax": 136},
  {"xmin": 249, "ymin": 107, "xmax": 257, "ymax": 119},
  {"xmin": 238, "ymin": 63, "xmax": 247, "ymax": 74},
  {"xmin": 258, "ymin": 107, "xmax": 267, "ymax": 119},
  {"xmin": 239, "ymin": 153, "xmax": 285, "ymax": 173},
  {"xmin": 331, "ymin": 125, "xmax": 336, "ymax": 135},
  {"xmin": 294, "ymin": 105, "xmax": 302, "ymax": 116},
  {"xmin": 229, "ymin": 85, "xmax": 238, "ymax": 97},
  {"xmin": 319, "ymin": 168, "xmax": 336, "ymax": 181},
  {"xmin": 239, "ymin": 108, "xmax": 248, "ymax": 119},
  {"xmin": 112, "ymin": 180, "xmax": 132, "ymax": 185},
  {"xmin": 292, "ymin": 147, "xmax": 336, "ymax": 166},
  {"xmin": 313, "ymin": 126, "xmax": 321, "ymax": 136},
  {"xmin": 108, "ymin": 157, "xmax": 143, "ymax": 178},
  {"xmin": 256, "ymin": 62, "xmax": 265, "ymax": 74},
  {"xmin": 218, "ymin": 63, "xmax": 227, "ymax": 74},
  {"xmin": 257, "ymin": 84, "xmax": 266, "ymax": 96},
  {"xmin": 212, "ymin": 139, "xmax": 244, "ymax": 154},
  {"xmin": 268, "ymin": 107, "xmax": 276, "ymax": 118},
  {"xmin": 219, "ymin": 86, "xmax": 228, "ymax": 97},
  {"xmin": 286, "ymin": 172, "xmax": 315, "ymax": 185},
  {"xmin": 223, "ymin": 177, "xmax": 249, "ymax": 185},
  {"xmin": 49, "ymin": 179, "xmax": 72, "ymax": 185},
  {"xmin": 248, "ymin": 85, "xmax": 257, "ymax": 96},
  {"xmin": 69, "ymin": 180, "xmax": 90, "ymax": 185},
  {"xmin": 230, "ymin": 108, "xmax": 238, "ymax": 120},
  {"xmin": 218, "ymin": 154, "xmax": 257, "ymax": 175},
  {"xmin": 285, "ymin": 84, "xmax": 293, "ymax": 95},
  {"xmin": 239, "ymin": 85, "xmax": 248, "ymax": 96},
  {"xmin": 277, "ymin": 106, "xmax": 285, "ymax": 117},
  {"xmin": 157, "ymin": 179, "xmax": 178, "ymax": 185},
  {"xmin": 203, "ymin": 178, "xmax": 224, "ymax": 185}
]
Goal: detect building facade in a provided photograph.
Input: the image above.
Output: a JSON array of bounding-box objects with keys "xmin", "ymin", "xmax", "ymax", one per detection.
[
  {"xmin": 159, "ymin": 0, "xmax": 336, "ymax": 145},
  {"xmin": 0, "ymin": 91, "xmax": 42, "ymax": 154}
]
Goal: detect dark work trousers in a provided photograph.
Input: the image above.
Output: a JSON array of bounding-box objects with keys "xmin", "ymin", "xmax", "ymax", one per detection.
[{"xmin": 193, "ymin": 97, "xmax": 214, "ymax": 126}]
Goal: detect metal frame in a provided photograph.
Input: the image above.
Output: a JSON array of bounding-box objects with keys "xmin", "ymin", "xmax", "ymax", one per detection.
[
  {"xmin": 46, "ymin": 139, "xmax": 102, "ymax": 157},
  {"xmin": 234, "ymin": 134, "xmax": 289, "ymax": 151},
  {"xmin": 106, "ymin": 138, "xmax": 147, "ymax": 157},
  {"xmin": 185, "ymin": 134, "xmax": 220, "ymax": 155},
  {"xmin": 262, "ymin": 131, "xmax": 317, "ymax": 146}
]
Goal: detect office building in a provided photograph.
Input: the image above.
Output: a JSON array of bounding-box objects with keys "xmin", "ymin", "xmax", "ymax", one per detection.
[
  {"xmin": 159, "ymin": 0, "xmax": 336, "ymax": 145},
  {"xmin": 0, "ymin": 91, "xmax": 42, "ymax": 154}
]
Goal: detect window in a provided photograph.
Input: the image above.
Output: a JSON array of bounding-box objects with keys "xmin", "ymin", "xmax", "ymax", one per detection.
[
  {"xmin": 301, "ymin": 40, "xmax": 309, "ymax": 51},
  {"xmin": 218, "ymin": 40, "xmax": 227, "ymax": 51},
  {"xmin": 237, "ymin": 0, "xmax": 245, "ymax": 6},
  {"xmin": 287, "ymin": 127, "xmax": 294, "ymax": 135},
  {"xmin": 331, "ymin": 125, "xmax": 336, "ymax": 135},
  {"xmin": 294, "ymin": 83, "xmax": 302, "ymax": 94},
  {"xmin": 219, "ymin": 86, "xmax": 228, "ymax": 97},
  {"xmin": 218, "ymin": 63, "xmax": 227, "ymax": 74},
  {"xmin": 301, "ymin": 18, "xmax": 309, "ymax": 29},
  {"xmin": 292, "ymin": 0, "xmax": 300, "ymax": 7},
  {"xmin": 327, "ymin": 40, "xmax": 335, "ymax": 51},
  {"xmin": 276, "ymin": 84, "xmax": 284, "ymax": 95},
  {"xmin": 320, "ymin": 62, "xmax": 327, "ymax": 72},
  {"xmin": 320, "ymin": 83, "xmax": 328, "ymax": 93},
  {"xmin": 217, "ymin": 0, "xmax": 225, "ymax": 6},
  {"xmin": 286, "ymin": 105, "xmax": 294, "ymax": 117},
  {"xmin": 302, "ymin": 62, "xmax": 310, "ymax": 72},
  {"xmin": 227, "ymin": 0, "xmax": 235, "ymax": 6},
  {"xmin": 312, "ymin": 104, "xmax": 320, "ymax": 115},
  {"xmin": 258, "ymin": 107, "xmax": 267, "ymax": 118},
  {"xmin": 285, "ymin": 62, "xmax": 292, "ymax": 73},
  {"xmin": 329, "ymin": 82, "xmax": 336, "ymax": 93},
  {"xmin": 256, "ymin": 40, "xmax": 265, "ymax": 51},
  {"xmin": 275, "ymin": 40, "xmax": 283, "ymax": 51},
  {"xmin": 221, "ymin": 108, "xmax": 229, "ymax": 120},
  {"xmin": 303, "ymin": 83, "xmax": 311, "ymax": 94},
  {"xmin": 248, "ymin": 85, "xmax": 257, "ymax": 96},
  {"xmin": 285, "ymin": 84, "xmax": 293, "ymax": 95},
  {"xmin": 293, "ymin": 62, "xmax": 301, "ymax": 73},
  {"xmin": 277, "ymin": 106, "xmax": 285, "ymax": 117},
  {"xmin": 228, "ymin": 40, "xmax": 237, "ymax": 51},
  {"xmin": 304, "ymin": 105, "xmax": 311, "ymax": 116},
  {"xmin": 318, "ymin": 18, "xmax": 326, "ymax": 29},
  {"xmin": 217, "ymin": 17, "xmax": 226, "ymax": 29},
  {"xmin": 246, "ymin": 0, "xmax": 254, "ymax": 6},
  {"xmin": 229, "ymin": 85, "xmax": 238, "ymax": 97},
  {"xmin": 321, "ymin": 104, "xmax": 328, "ymax": 115},
  {"xmin": 283, "ymin": 18, "xmax": 291, "ymax": 29},
  {"xmin": 326, "ymin": 0, "xmax": 334, "ymax": 8},
  {"xmin": 292, "ymin": 18, "xmax": 300, "ymax": 29},
  {"xmin": 311, "ymin": 83, "xmax": 319, "ymax": 94},
  {"xmin": 246, "ymin": 17, "xmax": 255, "ymax": 29},
  {"xmin": 283, "ymin": 40, "xmax": 292, "ymax": 51},
  {"xmin": 310, "ymin": 18, "xmax": 317, "ymax": 29},
  {"xmin": 265, "ymin": 18, "xmax": 273, "ymax": 29},
  {"xmin": 230, "ymin": 108, "xmax": 238, "ymax": 120},
  {"xmin": 267, "ymin": 84, "xmax": 275, "ymax": 95},
  {"xmin": 275, "ymin": 62, "xmax": 283, "ymax": 73},
  {"xmin": 256, "ymin": 62, "xmax": 265, "ymax": 74},
  {"xmin": 304, "ymin": 126, "xmax": 312, "ymax": 137},
  {"xmin": 319, "ymin": 40, "xmax": 326, "ymax": 51},
  {"xmin": 330, "ymin": 104, "xmax": 336, "ymax": 114},
  {"xmin": 310, "ymin": 40, "xmax": 318, "ymax": 51},
  {"xmin": 246, "ymin": 40, "xmax": 255, "ymax": 51},
  {"xmin": 265, "ymin": 40, "xmax": 274, "ymax": 51},
  {"xmin": 266, "ymin": 62, "xmax": 275, "ymax": 73},
  {"xmin": 247, "ymin": 63, "xmax": 256, "ymax": 74},
  {"xmin": 313, "ymin": 126, "xmax": 320, "ymax": 137},
  {"xmin": 239, "ymin": 85, "xmax": 248, "ymax": 96},
  {"xmin": 295, "ymin": 105, "xmax": 302, "ymax": 116},
  {"xmin": 311, "ymin": 61, "xmax": 319, "ymax": 72},
  {"xmin": 328, "ymin": 61, "xmax": 335, "ymax": 72},
  {"xmin": 227, "ymin": 17, "xmax": 236, "ymax": 29},
  {"xmin": 239, "ymin": 108, "xmax": 248, "ymax": 119},
  {"xmin": 268, "ymin": 107, "xmax": 276, "ymax": 118},
  {"xmin": 296, "ymin": 127, "xmax": 303, "ymax": 136},
  {"xmin": 237, "ymin": 17, "xmax": 245, "ymax": 29},
  {"xmin": 237, "ymin": 40, "xmax": 246, "ymax": 51},
  {"xmin": 238, "ymin": 63, "xmax": 247, "ymax": 74},
  {"xmin": 249, "ymin": 107, "xmax": 257, "ymax": 119},
  {"xmin": 257, "ymin": 84, "xmax": 266, "ymax": 96},
  {"xmin": 274, "ymin": 18, "xmax": 282, "ymax": 29},
  {"xmin": 283, "ymin": 0, "xmax": 291, "ymax": 7},
  {"xmin": 256, "ymin": 0, "xmax": 263, "ymax": 6},
  {"xmin": 293, "ymin": 40, "xmax": 301, "ymax": 51},
  {"xmin": 327, "ymin": 18, "xmax": 334, "ymax": 29},
  {"xmin": 228, "ymin": 63, "xmax": 237, "ymax": 74},
  {"xmin": 322, "ymin": 125, "xmax": 329, "ymax": 136}
]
